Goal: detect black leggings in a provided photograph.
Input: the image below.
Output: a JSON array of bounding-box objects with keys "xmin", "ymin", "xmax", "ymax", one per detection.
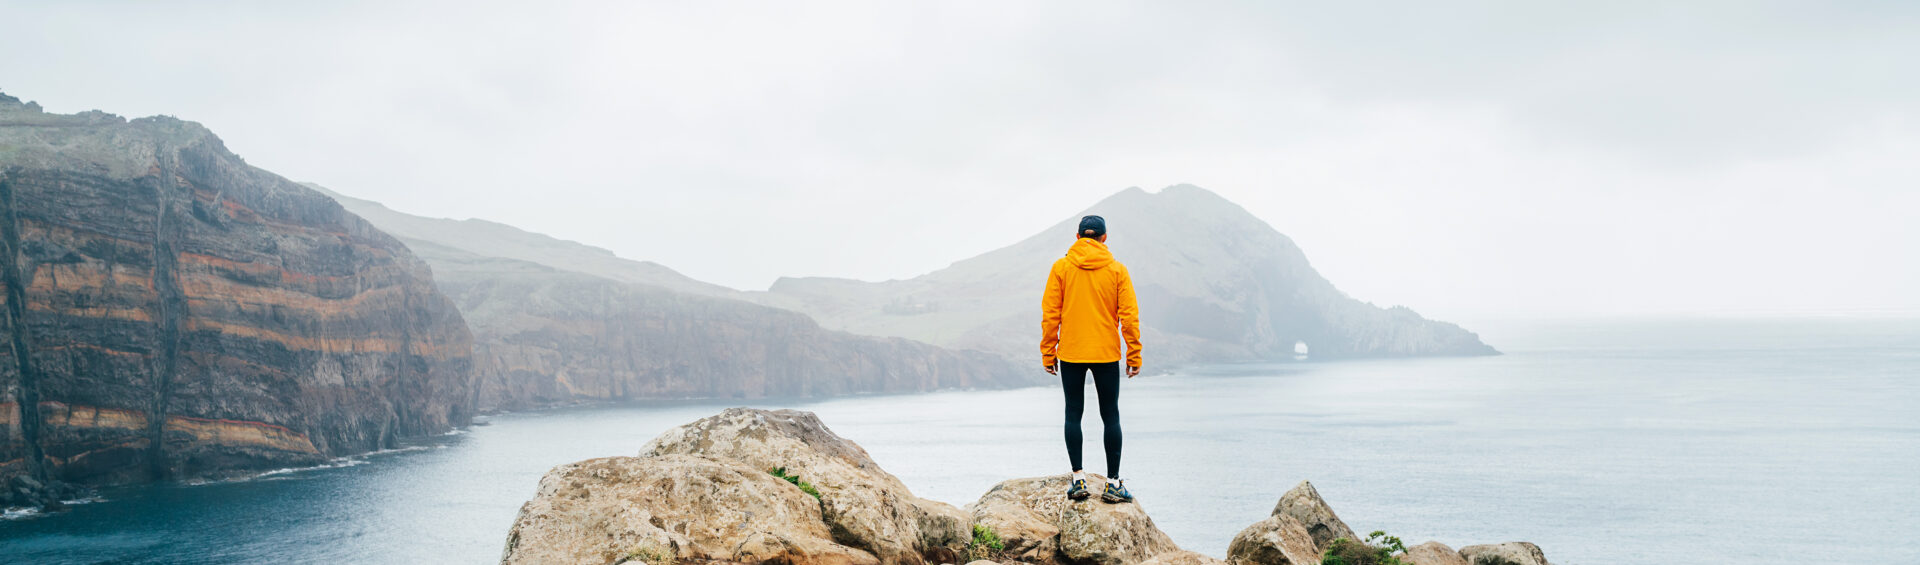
[{"xmin": 1060, "ymin": 360, "xmax": 1121, "ymax": 478}]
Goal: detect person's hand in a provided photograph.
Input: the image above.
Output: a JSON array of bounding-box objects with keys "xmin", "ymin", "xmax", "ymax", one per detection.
[
  {"xmin": 1044, "ymin": 362, "xmax": 1057, "ymax": 375},
  {"xmin": 1126, "ymin": 365, "xmax": 1140, "ymax": 378}
]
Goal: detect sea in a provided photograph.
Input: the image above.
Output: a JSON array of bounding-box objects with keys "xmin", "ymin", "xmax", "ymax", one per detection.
[{"xmin": 2, "ymin": 317, "xmax": 1915, "ymax": 564}]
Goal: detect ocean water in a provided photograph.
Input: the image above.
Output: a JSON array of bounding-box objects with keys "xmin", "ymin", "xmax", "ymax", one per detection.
[{"xmin": 2, "ymin": 317, "xmax": 1916, "ymax": 564}]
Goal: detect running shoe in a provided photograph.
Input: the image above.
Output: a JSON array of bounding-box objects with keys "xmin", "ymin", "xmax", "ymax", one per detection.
[
  {"xmin": 1067, "ymin": 477, "xmax": 1091, "ymax": 501},
  {"xmin": 1102, "ymin": 479, "xmax": 1134, "ymax": 503}
]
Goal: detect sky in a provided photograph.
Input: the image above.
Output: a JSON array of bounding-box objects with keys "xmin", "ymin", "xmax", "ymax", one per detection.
[{"xmin": 4, "ymin": 1, "xmax": 1916, "ymax": 323}]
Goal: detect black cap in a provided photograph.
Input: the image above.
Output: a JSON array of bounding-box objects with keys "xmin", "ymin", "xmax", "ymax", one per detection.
[{"xmin": 1078, "ymin": 215, "xmax": 1106, "ymax": 238}]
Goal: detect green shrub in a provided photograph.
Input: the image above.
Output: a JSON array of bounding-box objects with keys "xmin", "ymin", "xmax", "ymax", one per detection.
[
  {"xmin": 768, "ymin": 467, "xmax": 822, "ymax": 500},
  {"xmin": 1322, "ymin": 530, "xmax": 1408, "ymax": 565},
  {"xmin": 972, "ymin": 523, "xmax": 1005, "ymax": 551},
  {"xmin": 961, "ymin": 523, "xmax": 1007, "ymax": 561}
]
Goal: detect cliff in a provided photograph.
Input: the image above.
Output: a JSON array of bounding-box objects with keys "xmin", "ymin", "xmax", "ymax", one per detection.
[
  {"xmin": 500, "ymin": 408, "xmax": 1555, "ymax": 565},
  {"xmin": 759, "ymin": 185, "xmax": 1497, "ymax": 364},
  {"xmin": 317, "ymin": 190, "xmax": 1033, "ymax": 411},
  {"xmin": 0, "ymin": 92, "xmax": 474, "ymax": 488}
]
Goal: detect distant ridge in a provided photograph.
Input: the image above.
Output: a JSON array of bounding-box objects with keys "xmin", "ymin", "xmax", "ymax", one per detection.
[
  {"xmin": 326, "ymin": 187, "xmax": 1033, "ymax": 410},
  {"xmin": 758, "ymin": 184, "xmax": 1497, "ymax": 363},
  {"xmin": 307, "ymin": 184, "xmax": 735, "ymax": 298}
]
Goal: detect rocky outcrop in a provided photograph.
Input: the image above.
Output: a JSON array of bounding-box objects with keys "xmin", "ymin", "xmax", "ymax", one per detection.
[
  {"xmin": 0, "ymin": 92, "xmax": 473, "ymax": 490},
  {"xmin": 1225, "ymin": 480, "xmax": 1353, "ymax": 565},
  {"xmin": 322, "ymin": 189, "xmax": 1036, "ymax": 412},
  {"xmin": 502, "ymin": 408, "xmax": 1558, "ymax": 565},
  {"xmin": 1272, "ymin": 481, "xmax": 1357, "ymax": 550},
  {"xmin": 1458, "ymin": 542, "xmax": 1552, "ymax": 565},
  {"xmin": 969, "ymin": 474, "xmax": 1181, "ymax": 565},
  {"xmin": 3, "ymin": 473, "xmax": 89, "ymax": 510},
  {"xmin": 1226, "ymin": 514, "xmax": 1321, "ymax": 565},
  {"xmin": 760, "ymin": 185, "xmax": 1497, "ymax": 365},
  {"xmin": 504, "ymin": 408, "xmax": 1210, "ymax": 565},
  {"xmin": 499, "ymin": 454, "xmax": 877, "ymax": 565},
  {"xmin": 1401, "ymin": 542, "xmax": 1469, "ymax": 565},
  {"xmin": 640, "ymin": 408, "xmax": 969, "ymax": 565},
  {"xmin": 1229, "ymin": 482, "xmax": 1556, "ymax": 565}
]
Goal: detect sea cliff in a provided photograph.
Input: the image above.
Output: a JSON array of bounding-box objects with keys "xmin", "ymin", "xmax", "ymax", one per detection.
[{"xmin": 0, "ymin": 92, "xmax": 474, "ymax": 493}]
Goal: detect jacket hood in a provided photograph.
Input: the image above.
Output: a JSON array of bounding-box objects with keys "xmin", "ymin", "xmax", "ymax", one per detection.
[{"xmin": 1064, "ymin": 238, "xmax": 1114, "ymax": 270}]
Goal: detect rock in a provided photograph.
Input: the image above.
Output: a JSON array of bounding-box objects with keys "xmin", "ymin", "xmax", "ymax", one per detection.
[
  {"xmin": 1225, "ymin": 514, "xmax": 1321, "ymax": 565},
  {"xmin": 1141, "ymin": 550, "xmax": 1231, "ymax": 565},
  {"xmin": 1273, "ymin": 481, "xmax": 1357, "ymax": 549},
  {"xmin": 0, "ymin": 92, "xmax": 473, "ymax": 488},
  {"xmin": 499, "ymin": 454, "xmax": 876, "ymax": 565},
  {"xmin": 4, "ymin": 474, "xmax": 93, "ymax": 510},
  {"xmin": 1458, "ymin": 542, "xmax": 1551, "ymax": 565},
  {"xmin": 640, "ymin": 408, "xmax": 968, "ymax": 565},
  {"xmin": 967, "ymin": 474, "xmax": 1180, "ymax": 565},
  {"xmin": 1401, "ymin": 542, "xmax": 1468, "ymax": 565}
]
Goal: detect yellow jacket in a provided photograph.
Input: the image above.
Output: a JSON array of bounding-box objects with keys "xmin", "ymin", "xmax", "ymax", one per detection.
[{"xmin": 1040, "ymin": 238, "xmax": 1142, "ymax": 368}]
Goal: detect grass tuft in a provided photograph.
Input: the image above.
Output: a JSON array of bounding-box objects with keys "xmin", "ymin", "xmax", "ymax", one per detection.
[{"xmin": 768, "ymin": 466, "xmax": 822, "ymax": 500}]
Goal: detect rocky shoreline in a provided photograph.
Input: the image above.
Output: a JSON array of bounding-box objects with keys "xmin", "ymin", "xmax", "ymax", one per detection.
[{"xmin": 500, "ymin": 408, "xmax": 1553, "ymax": 565}]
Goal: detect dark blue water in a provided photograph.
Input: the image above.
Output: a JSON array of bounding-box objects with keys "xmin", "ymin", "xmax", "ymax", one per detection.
[{"xmin": 3, "ymin": 317, "xmax": 1917, "ymax": 565}]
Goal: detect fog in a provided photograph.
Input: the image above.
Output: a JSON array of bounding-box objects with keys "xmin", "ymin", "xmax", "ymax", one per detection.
[{"xmin": 4, "ymin": 1, "xmax": 1915, "ymax": 322}]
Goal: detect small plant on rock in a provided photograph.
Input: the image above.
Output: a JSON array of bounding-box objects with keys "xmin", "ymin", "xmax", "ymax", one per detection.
[
  {"xmin": 961, "ymin": 523, "xmax": 1007, "ymax": 562},
  {"xmin": 768, "ymin": 466, "xmax": 822, "ymax": 500},
  {"xmin": 1321, "ymin": 530, "xmax": 1409, "ymax": 565},
  {"xmin": 620, "ymin": 541, "xmax": 676, "ymax": 565}
]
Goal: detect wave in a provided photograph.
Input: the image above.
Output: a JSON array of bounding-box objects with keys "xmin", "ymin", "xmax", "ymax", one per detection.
[
  {"xmin": 2, "ymin": 506, "xmax": 42, "ymax": 520},
  {"xmin": 0, "ymin": 496, "xmax": 102, "ymax": 521}
]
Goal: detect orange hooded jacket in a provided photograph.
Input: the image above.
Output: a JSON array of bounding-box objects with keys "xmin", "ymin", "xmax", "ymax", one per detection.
[{"xmin": 1040, "ymin": 237, "xmax": 1142, "ymax": 368}]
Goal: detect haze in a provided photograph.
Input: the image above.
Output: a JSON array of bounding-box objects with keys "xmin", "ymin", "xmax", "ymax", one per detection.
[{"xmin": 5, "ymin": 1, "xmax": 1915, "ymax": 323}]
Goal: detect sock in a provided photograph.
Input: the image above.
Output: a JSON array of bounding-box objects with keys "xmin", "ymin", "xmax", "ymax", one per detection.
[{"xmin": 1072, "ymin": 471, "xmax": 1086, "ymax": 483}]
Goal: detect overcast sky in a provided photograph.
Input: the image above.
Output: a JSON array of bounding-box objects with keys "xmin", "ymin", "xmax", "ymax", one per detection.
[{"xmin": 5, "ymin": 1, "xmax": 1916, "ymax": 323}]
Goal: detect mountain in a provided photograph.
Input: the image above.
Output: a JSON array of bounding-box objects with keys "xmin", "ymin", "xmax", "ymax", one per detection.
[
  {"xmin": 0, "ymin": 93, "xmax": 474, "ymax": 487},
  {"xmin": 322, "ymin": 189, "xmax": 1032, "ymax": 411},
  {"xmin": 759, "ymin": 185, "xmax": 1497, "ymax": 363}
]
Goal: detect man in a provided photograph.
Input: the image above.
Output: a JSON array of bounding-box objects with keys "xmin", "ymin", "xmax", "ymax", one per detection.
[{"xmin": 1040, "ymin": 214, "xmax": 1143, "ymax": 503}]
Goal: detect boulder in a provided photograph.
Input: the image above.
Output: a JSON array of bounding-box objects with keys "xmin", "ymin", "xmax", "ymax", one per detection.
[
  {"xmin": 1225, "ymin": 514, "xmax": 1321, "ymax": 565},
  {"xmin": 1140, "ymin": 550, "xmax": 1231, "ymax": 565},
  {"xmin": 967, "ymin": 474, "xmax": 1181, "ymax": 565},
  {"xmin": 1401, "ymin": 542, "xmax": 1468, "ymax": 565},
  {"xmin": 498, "ymin": 454, "xmax": 877, "ymax": 565},
  {"xmin": 1458, "ymin": 542, "xmax": 1552, "ymax": 565},
  {"xmin": 640, "ymin": 408, "xmax": 967, "ymax": 564},
  {"xmin": 1272, "ymin": 481, "xmax": 1357, "ymax": 549}
]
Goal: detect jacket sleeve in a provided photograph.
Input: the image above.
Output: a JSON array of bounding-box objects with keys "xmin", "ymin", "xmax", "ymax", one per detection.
[
  {"xmin": 1040, "ymin": 261, "xmax": 1064, "ymax": 366},
  {"xmin": 1117, "ymin": 264, "xmax": 1142, "ymax": 368}
]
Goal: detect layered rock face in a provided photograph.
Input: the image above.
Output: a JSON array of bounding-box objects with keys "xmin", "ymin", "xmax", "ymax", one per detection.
[
  {"xmin": 762, "ymin": 185, "xmax": 1497, "ymax": 364},
  {"xmin": 0, "ymin": 93, "xmax": 473, "ymax": 487},
  {"xmin": 323, "ymin": 190, "xmax": 1034, "ymax": 411},
  {"xmin": 504, "ymin": 408, "xmax": 1557, "ymax": 565}
]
